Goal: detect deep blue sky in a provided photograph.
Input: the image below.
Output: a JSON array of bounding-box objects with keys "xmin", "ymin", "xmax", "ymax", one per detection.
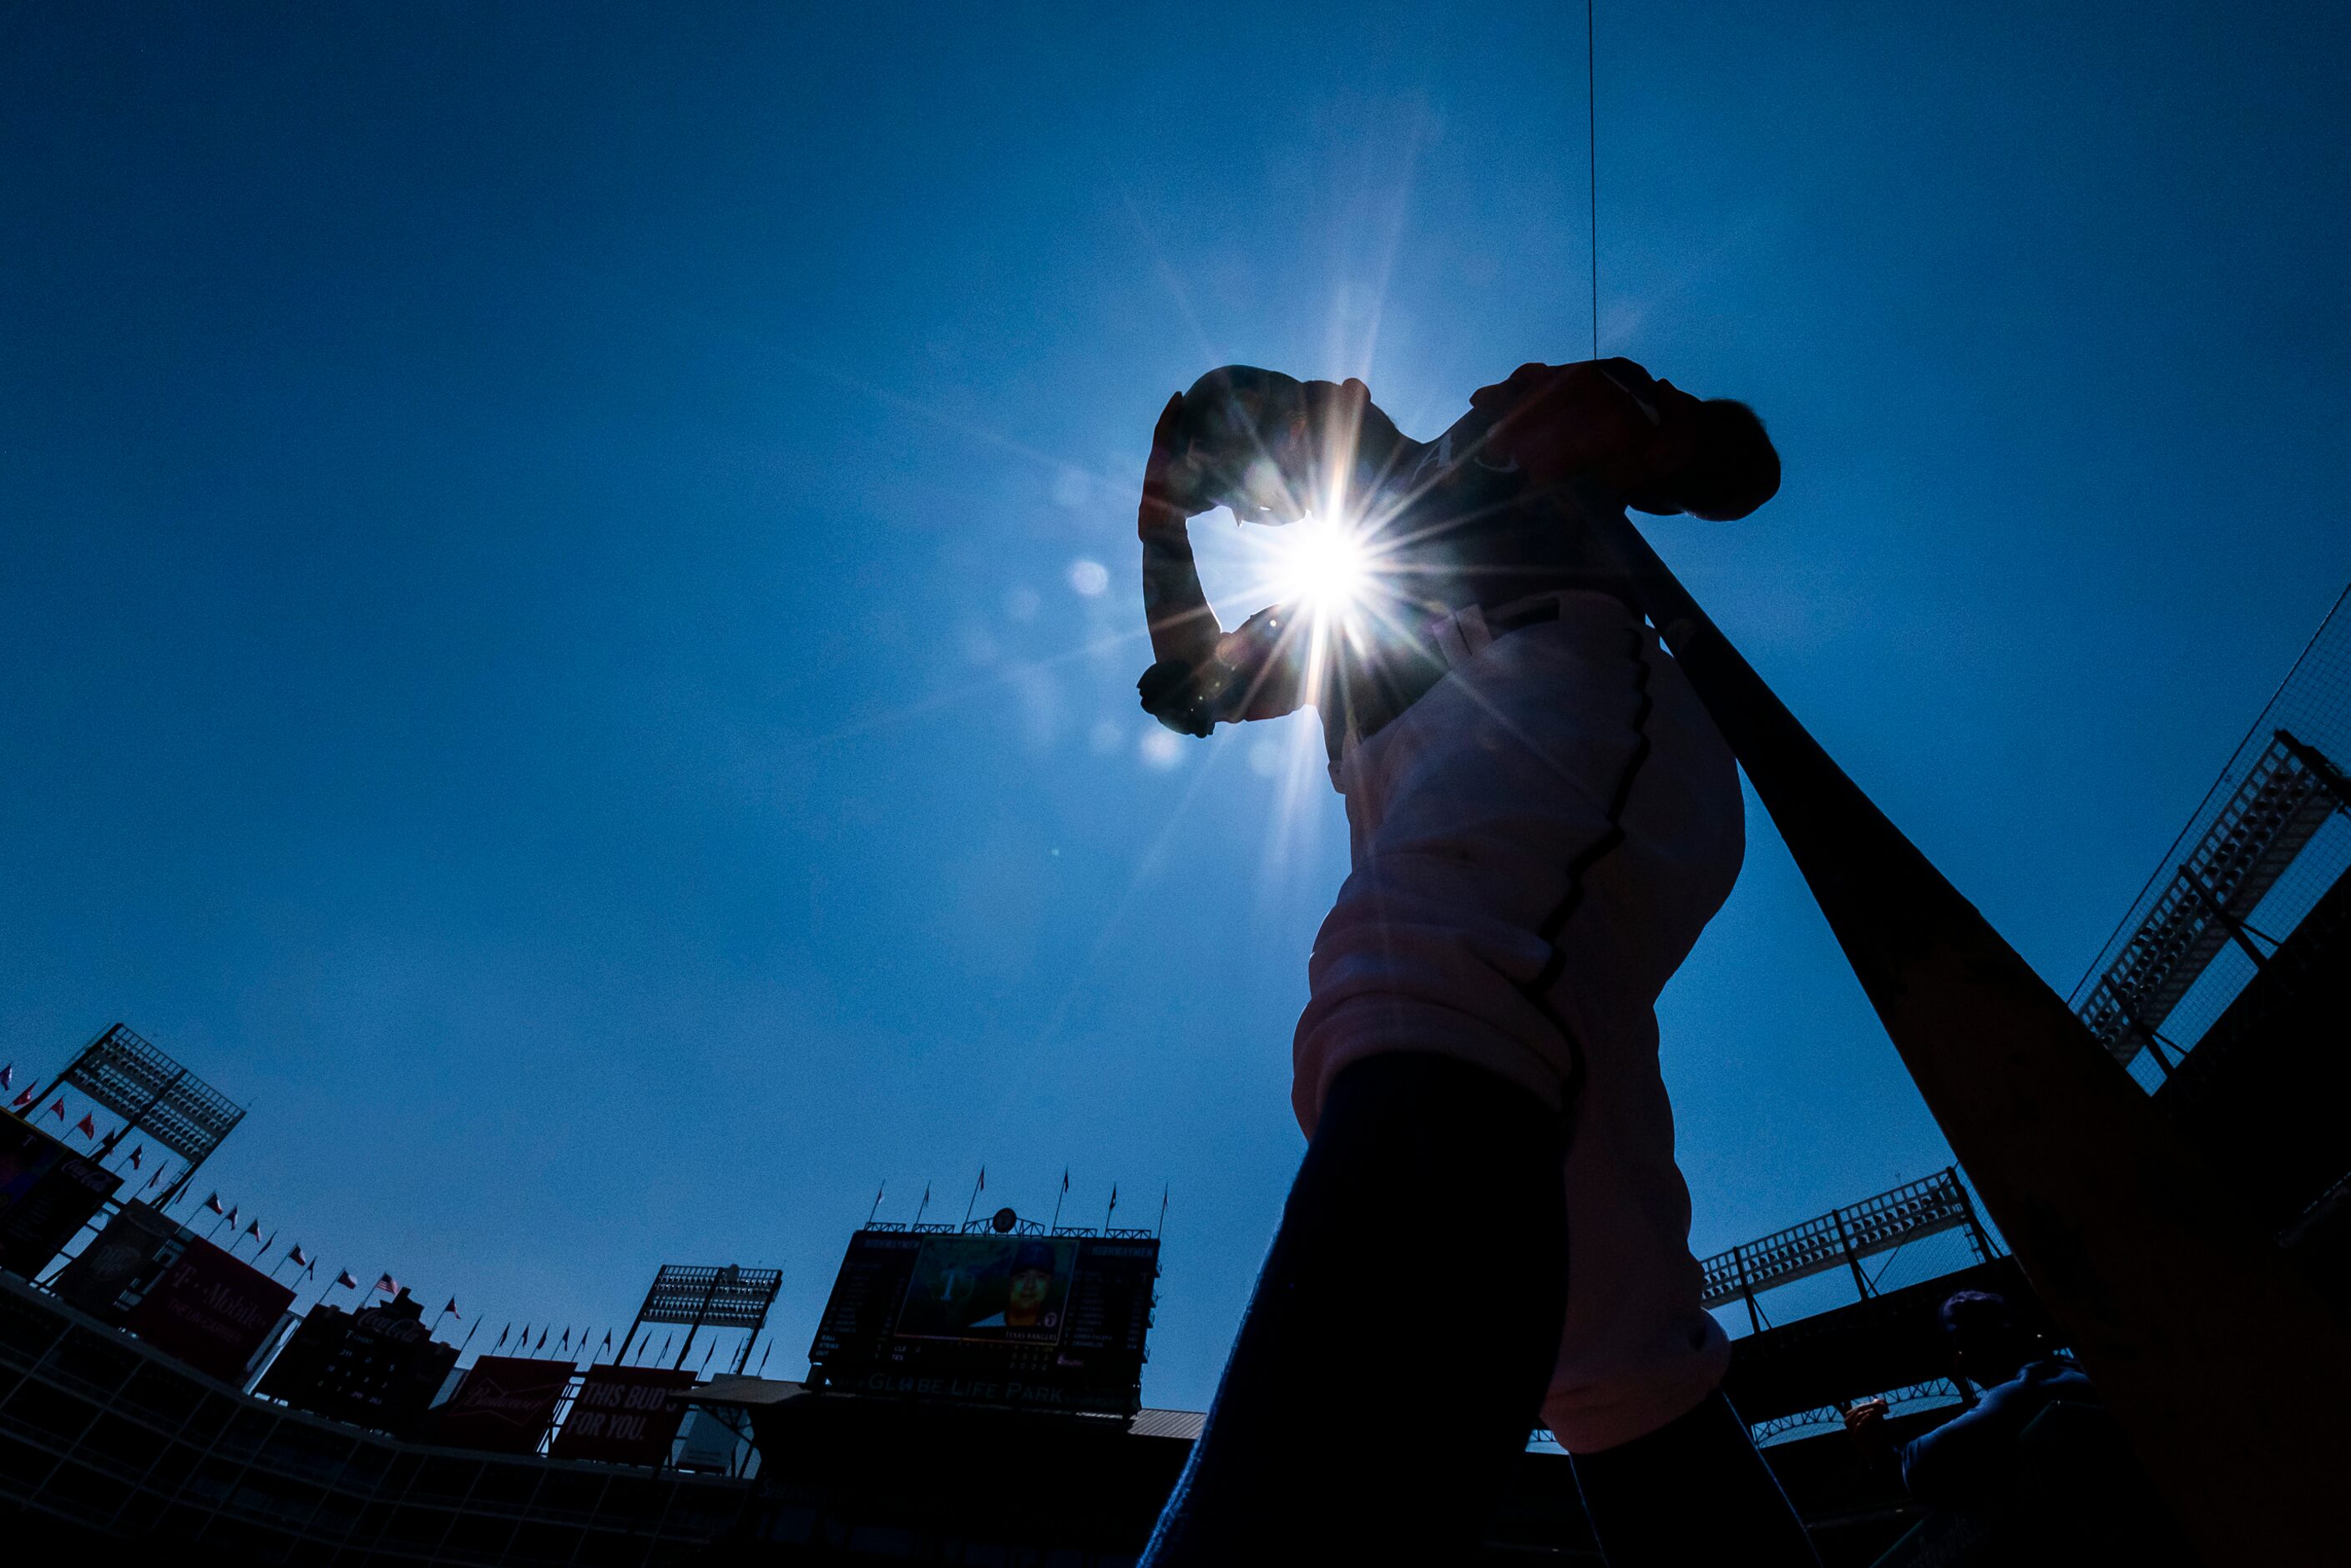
[{"xmin": 5, "ymin": 4, "xmax": 2347, "ymax": 1406}]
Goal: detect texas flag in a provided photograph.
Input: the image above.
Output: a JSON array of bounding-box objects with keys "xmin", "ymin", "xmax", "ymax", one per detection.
[
  {"xmin": 8, "ymin": 1087, "xmax": 33, "ymax": 1110},
  {"xmin": 203, "ymin": 1192, "xmax": 225, "ymax": 1215},
  {"xmin": 335, "ymin": 1270, "xmax": 359, "ymax": 1290}
]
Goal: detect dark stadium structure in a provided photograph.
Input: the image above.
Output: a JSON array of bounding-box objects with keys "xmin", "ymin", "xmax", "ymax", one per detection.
[{"xmin": 2, "ymin": 592, "xmax": 2347, "ymax": 1562}]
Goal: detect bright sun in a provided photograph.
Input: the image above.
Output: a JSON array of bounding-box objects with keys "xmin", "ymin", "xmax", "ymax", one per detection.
[{"xmin": 1266, "ymin": 514, "xmax": 1372, "ymax": 620}]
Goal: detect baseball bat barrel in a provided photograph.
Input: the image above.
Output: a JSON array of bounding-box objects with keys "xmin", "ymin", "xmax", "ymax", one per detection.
[{"xmin": 1573, "ymin": 488, "xmax": 2351, "ymax": 1564}]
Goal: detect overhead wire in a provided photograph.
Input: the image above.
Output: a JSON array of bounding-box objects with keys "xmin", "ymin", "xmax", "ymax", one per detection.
[{"xmin": 1588, "ymin": 0, "xmax": 1600, "ymax": 361}]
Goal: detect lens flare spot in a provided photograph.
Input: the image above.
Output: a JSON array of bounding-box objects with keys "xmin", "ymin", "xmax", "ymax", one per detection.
[{"xmin": 1138, "ymin": 729, "xmax": 1184, "ymax": 770}]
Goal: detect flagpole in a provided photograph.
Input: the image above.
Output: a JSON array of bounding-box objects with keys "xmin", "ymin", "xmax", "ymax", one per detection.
[
  {"xmin": 867, "ymin": 1181, "xmax": 886, "ymax": 1227},
  {"xmin": 962, "ymin": 1166, "xmax": 985, "ymax": 1229},
  {"xmin": 913, "ymin": 1184, "xmax": 930, "ymax": 1227},
  {"xmin": 1105, "ymin": 1183, "xmax": 1118, "ymax": 1233},
  {"xmin": 1158, "ymin": 1185, "xmax": 1169, "ymax": 1238},
  {"xmin": 1051, "ymin": 1168, "xmax": 1069, "ymax": 1232}
]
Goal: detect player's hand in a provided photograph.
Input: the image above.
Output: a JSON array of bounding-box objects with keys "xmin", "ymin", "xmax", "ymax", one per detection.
[
  {"xmin": 1469, "ymin": 359, "xmax": 1694, "ymax": 497},
  {"xmin": 1137, "ymin": 655, "xmax": 1236, "ymax": 738},
  {"xmin": 1842, "ymin": 1399, "xmax": 1889, "ymax": 1438}
]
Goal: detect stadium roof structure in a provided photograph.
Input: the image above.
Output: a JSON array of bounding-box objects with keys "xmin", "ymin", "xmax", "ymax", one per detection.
[
  {"xmin": 2076, "ymin": 732, "xmax": 2345, "ymax": 1070},
  {"xmin": 617, "ymin": 1263, "xmax": 785, "ymax": 1376},
  {"xmin": 2070, "ymin": 584, "xmax": 2351, "ymax": 1076},
  {"xmin": 22, "ymin": 1022, "xmax": 245, "ymax": 1200},
  {"xmin": 1699, "ymin": 1171, "xmax": 1993, "ymax": 1332}
]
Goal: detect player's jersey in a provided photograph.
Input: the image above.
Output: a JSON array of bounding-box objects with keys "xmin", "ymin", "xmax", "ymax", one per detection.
[
  {"xmin": 1292, "ymin": 407, "xmax": 1640, "ymax": 760},
  {"xmin": 1367, "ymin": 406, "xmax": 1642, "ymax": 624}
]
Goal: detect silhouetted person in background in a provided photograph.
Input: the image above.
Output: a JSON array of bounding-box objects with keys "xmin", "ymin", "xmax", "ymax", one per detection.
[{"xmin": 1845, "ymin": 1289, "xmax": 2099, "ymax": 1506}]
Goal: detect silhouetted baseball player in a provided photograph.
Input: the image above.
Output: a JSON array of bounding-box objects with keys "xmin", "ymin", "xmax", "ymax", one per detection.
[{"xmin": 1132, "ymin": 359, "xmax": 1815, "ymax": 1565}]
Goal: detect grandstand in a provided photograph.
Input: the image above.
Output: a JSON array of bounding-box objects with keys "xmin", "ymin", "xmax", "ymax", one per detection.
[{"xmin": 1, "ymin": 586, "xmax": 2346, "ymax": 1563}]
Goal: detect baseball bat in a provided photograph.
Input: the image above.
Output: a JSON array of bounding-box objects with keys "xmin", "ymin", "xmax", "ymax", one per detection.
[{"xmin": 1576, "ymin": 487, "xmax": 2351, "ymax": 1564}]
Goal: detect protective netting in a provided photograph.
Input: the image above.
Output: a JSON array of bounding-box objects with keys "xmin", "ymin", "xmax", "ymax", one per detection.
[{"xmin": 2065, "ymin": 583, "xmax": 2351, "ymax": 1092}]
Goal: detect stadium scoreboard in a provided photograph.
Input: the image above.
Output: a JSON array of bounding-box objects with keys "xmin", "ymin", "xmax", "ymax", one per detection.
[{"xmin": 808, "ymin": 1229, "xmax": 1159, "ymax": 1416}]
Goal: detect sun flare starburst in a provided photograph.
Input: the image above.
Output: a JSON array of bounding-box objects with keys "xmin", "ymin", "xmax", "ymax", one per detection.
[{"xmin": 1262, "ymin": 513, "xmax": 1373, "ymax": 622}]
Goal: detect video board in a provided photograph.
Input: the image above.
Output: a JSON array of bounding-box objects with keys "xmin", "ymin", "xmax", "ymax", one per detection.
[{"xmin": 807, "ymin": 1230, "xmax": 1159, "ymax": 1416}]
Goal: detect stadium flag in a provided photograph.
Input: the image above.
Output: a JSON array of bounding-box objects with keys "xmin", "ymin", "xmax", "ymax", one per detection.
[
  {"xmin": 559, "ymin": 1328, "xmax": 569, "ymax": 1353},
  {"xmin": 0, "ymin": 1064, "xmax": 10, "ymax": 1090},
  {"xmin": 334, "ymin": 1269, "xmax": 357, "ymax": 1291},
  {"xmin": 48, "ymin": 1098, "xmax": 65, "ymax": 1120},
  {"xmin": 9, "ymin": 1086, "xmax": 33, "ymax": 1109},
  {"xmin": 963, "ymin": 1165, "xmax": 986, "ymax": 1227},
  {"xmin": 288, "ymin": 1244, "xmax": 311, "ymax": 1268},
  {"xmin": 757, "ymin": 1342, "xmax": 773, "ymax": 1375},
  {"xmin": 1158, "ymin": 1184, "xmax": 1170, "ymax": 1237},
  {"xmin": 440, "ymin": 1297, "xmax": 458, "ymax": 1318},
  {"xmin": 495, "ymin": 1323, "xmax": 511, "ymax": 1350},
  {"xmin": 1105, "ymin": 1182, "xmax": 1118, "ymax": 1232},
  {"xmin": 457, "ymin": 1317, "xmax": 480, "ymax": 1353},
  {"xmin": 127, "ymin": 1144, "xmax": 142, "ymax": 1170},
  {"xmin": 146, "ymin": 1169, "xmax": 162, "ymax": 1190},
  {"xmin": 534, "ymin": 1327, "xmax": 549, "ymax": 1352},
  {"xmin": 224, "ymin": 1205, "xmax": 239, "ymax": 1228},
  {"xmin": 913, "ymin": 1183, "xmax": 930, "ymax": 1226},
  {"xmin": 372, "ymin": 1272, "xmax": 398, "ymax": 1297},
  {"xmin": 204, "ymin": 1192, "xmax": 224, "ymax": 1215},
  {"xmin": 655, "ymin": 1331, "xmax": 672, "ymax": 1363},
  {"xmin": 598, "ymin": 1329, "xmax": 613, "ymax": 1361},
  {"xmin": 1052, "ymin": 1166, "xmax": 1070, "ymax": 1230},
  {"xmin": 73, "ymin": 1112, "xmax": 95, "ymax": 1138},
  {"xmin": 867, "ymin": 1181, "xmax": 887, "ymax": 1226},
  {"xmin": 244, "ymin": 1218, "xmax": 263, "ymax": 1243},
  {"xmin": 700, "ymin": 1342, "xmax": 716, "ymax": 1373}
]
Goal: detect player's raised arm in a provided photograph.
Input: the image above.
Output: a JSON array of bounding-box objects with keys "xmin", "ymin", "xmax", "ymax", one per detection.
[
  {"xmin": 1135, "ymin": 392, "xmax": 1247, "ymax": 737},
  {"xmin": 1137, "ymin": 393, "xmax": 1221, "ymax": 665}
]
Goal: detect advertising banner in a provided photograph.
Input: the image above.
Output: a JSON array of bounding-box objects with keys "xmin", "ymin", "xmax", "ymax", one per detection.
[
  {"xmin": 124, "ymin": 1233, "xmax": 296, "ymax": 1384},
  {"xmin": 429, "ymin": 1355, "xmax": 575, "ymax": 1454},
  {"xmin": 0, "ymin": 1117, "xmax": 121, "ymax": 1279},
  {"xmin": 54, "ymin": 1201, "xmax": 185, "ymax": 1320},
  {"xmin": 549, "ymin": 1366, "xmax": 697, "ymax": 1465}
]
